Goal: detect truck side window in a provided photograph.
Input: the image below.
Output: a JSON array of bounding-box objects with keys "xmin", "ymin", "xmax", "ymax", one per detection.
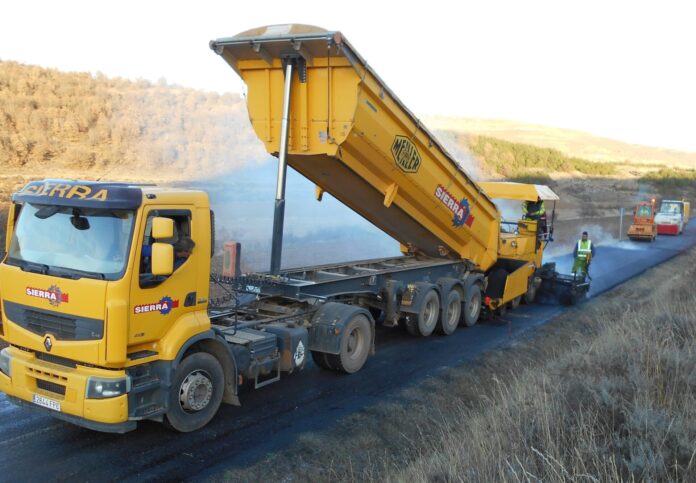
[{"xmin": 140, "ymin": 210, "xmax": 192, "ymax": 288}]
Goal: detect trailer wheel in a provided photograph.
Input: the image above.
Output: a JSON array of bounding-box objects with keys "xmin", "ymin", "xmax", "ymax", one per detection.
[
  {"xmin": 437, "ymin": 289, "xmax": 461, "ymax": 335},
  {"xmin": 164, "ymin": 352, "xmax": 224, "ymax": 432},
  {"xmin": 406, "ymin": 289, "xmax": 439, "ymax": 336},
  {"xmin": 311, "ymin": 350, "xmax": 334, "ymax": 371},
  {"xmin": 461, "ymin": 284, "xmax": 481, "ymax": 327},
  {"xmin": 327, "ymin": 314, "xmax": 372, "ymax": 373}
]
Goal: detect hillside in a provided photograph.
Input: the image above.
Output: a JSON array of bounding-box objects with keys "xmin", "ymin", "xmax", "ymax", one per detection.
[
  {"xmin": 426, "ymin": 116, "xmax": 696, "ymax": 168},
  {"xmin": 0, "ymin": 60, "xmax": 266, "ymax": 184},
  {"xmin": 2, "ymin": 60, "xmax": 695, "ymax": 258}
]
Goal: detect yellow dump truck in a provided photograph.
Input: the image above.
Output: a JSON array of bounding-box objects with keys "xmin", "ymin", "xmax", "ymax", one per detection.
[{"xmin": 0, "ymin": 25, "xmax": 563, "ymax": 433}]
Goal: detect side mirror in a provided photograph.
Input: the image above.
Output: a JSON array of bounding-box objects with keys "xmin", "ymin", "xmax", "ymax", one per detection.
[
  {"xmin": 151, "ymin": 243, "xmax": 173, "ymax": 276},
  {"xmin": 152, "ymin": 217, "xmax": 174, "ymax": 239}
]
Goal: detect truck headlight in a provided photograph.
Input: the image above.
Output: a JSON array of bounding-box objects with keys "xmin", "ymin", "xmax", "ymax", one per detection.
[
  {"xmin": 0, "ymin": 347, "xmax": 11, "ymax": 377},
  {"xmin": 85, "ymin": 376, "xmax": 130, "ymax": 399}
]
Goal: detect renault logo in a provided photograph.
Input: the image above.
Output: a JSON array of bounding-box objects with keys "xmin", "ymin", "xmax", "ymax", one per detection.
[{"xmin": 44, "ymin": 336, "xmax": 53, "ymax": 352}]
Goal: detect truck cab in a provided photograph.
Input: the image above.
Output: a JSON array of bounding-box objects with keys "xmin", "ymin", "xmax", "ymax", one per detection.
[
  {"xmin": 655, "ymin": 199, "xmax": 690, "ymax": 235},
  {"xmin": 0, "ymin": 180, "xmax": 215, "ymax": 432}
]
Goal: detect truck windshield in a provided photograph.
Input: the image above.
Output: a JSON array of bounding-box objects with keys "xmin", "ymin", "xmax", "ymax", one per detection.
[
  {"xmin": 6, "ymin": 203, "xmax": 135, "ymax": 280},
  {"xmin": 659, "ymin": 202, "xmax": 682, "ymax": 215}
]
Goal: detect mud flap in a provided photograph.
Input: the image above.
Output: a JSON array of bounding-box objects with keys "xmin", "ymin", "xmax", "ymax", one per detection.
[{"xmin": 309, "ymin": 302, "xmax": 375, "ymax": 355}]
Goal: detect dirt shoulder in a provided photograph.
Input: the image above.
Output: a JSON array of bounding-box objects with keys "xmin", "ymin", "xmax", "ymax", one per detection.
[{"xmin": 216, "ymin": 245, "xmax": 696, "ymax": 482}]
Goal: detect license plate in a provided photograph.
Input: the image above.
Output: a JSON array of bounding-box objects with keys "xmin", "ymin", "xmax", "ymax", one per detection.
[{"xmin": 33, "ymin": 393, "xmax": 61, "ymax": 412}]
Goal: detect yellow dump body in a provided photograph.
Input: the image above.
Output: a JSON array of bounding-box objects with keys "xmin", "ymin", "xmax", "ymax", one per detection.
[{"xmin": 211, "ymin": 25, "xmax": 500, "ymax": 271}]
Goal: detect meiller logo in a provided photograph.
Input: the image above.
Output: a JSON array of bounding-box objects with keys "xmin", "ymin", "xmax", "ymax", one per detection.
[
  {"xmin": 435, "ymin": 185, "xmax": 475, "ymax": 227},
  {"xmin": 26, "ymin": 285, "xmax": 69, "ymax": 307},
  {"xmin": 134, "ymin": 296, "xmax": 179, "ymax": 315},
  {"xmin": 391, "ymin": 136, "xmax": 421, "ymax": 173}
]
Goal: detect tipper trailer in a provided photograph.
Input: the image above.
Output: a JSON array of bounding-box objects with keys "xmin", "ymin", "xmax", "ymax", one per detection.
[{"xmin": 1, "ymin": 25, "xmax": 567, "ymax": 433}]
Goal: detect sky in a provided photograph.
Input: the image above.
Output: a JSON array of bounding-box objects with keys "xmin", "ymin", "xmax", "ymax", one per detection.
[{"xmin": 2, "ymin": 0, "xmax": 695, "ymax": 152}]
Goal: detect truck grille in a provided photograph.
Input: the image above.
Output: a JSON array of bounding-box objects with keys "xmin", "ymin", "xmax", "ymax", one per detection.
[
  {"xmin": 36, "ymin": 379, "xmax": 67, "ymax": 396},
  {"xmin": 3, "ymin": 301, "xmax": 104, "ymax": 341},
  {"xmin": 26, "ymin": 310, "xmax": 77, "ymax": 339},
  {"xmin": 36, "ymin": 352, "xmax": 78, "ymax": 368}
]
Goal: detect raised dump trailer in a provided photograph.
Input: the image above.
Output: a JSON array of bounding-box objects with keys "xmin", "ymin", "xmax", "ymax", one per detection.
[
  {"xmin": 211, "ymin": 25, "xmax": 499, "ymax": 270},
  {"xmin": 0, "ymin": 25, "xmax": 564, "ymax": 434}
]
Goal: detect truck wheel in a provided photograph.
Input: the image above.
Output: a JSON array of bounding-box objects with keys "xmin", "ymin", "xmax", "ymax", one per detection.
[
  {"xmin": 410, "ymin": 289, "xmax": 440, "ymax": 336},
  {"xmin": 523, "ymin": 283, "xmax": 537, "ymax": 304},
  {"xmin": 437, "ymin": 289, "xmax": 461, "ymax": 335},
  {"xmin": 327, "ymin": 314, "xmax": 372, "ymax": 373},
  {"xmin": 311, "ymin": 350, "xmax": 334, "ymax": 371},
  {"xmin": 461, "ymin": 284, "xmax": 481, "ymax": 327},
  {"xmin": 510, "ymin": 296, "xmax": 522, "ymax": 310},
  {"xmin": 164, "ymin": 352, "xmax": 224, "ymax": 432}
]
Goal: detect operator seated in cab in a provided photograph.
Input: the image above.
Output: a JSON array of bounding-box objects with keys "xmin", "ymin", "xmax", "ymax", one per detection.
[
  {"xmin": 173, "ymin": 236, "xmax": 195, "ymax": 269},
  {"xmin": 522, "ymin": 197, "xmax": 547, "ymax": 238}
]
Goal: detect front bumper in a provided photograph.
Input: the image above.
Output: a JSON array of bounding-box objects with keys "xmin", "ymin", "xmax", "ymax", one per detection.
[
  {"xmin": 0, "ymin": 347, "xmax": 134, "ymax": 432},
  {"xmin": 657, "ymin": 223, "xmax": 680, "ymax": 235}
]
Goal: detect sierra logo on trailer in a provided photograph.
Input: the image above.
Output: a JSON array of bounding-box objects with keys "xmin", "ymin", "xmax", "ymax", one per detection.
[
  {"xmin": 391, "ymin": 135, "xmax": 421, "ymax": 173},
  {"xmin": 26, "ymin": 285, "xmax": 69, "ymax": 307},
  {"xmin": 435, "ymin": 185, "xmax": 475, "ymax": 227},
  {"xmin": 134, "ymin": 296, "xmax": 179, "ymax": 315}
]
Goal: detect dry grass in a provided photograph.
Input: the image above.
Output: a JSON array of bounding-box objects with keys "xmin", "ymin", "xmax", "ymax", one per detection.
[
  {"xmin": 220, "ymin": 246, "xmax": 696, "ymax": 482},
  {"xmin": 425, "ymin": 116, "xmax": 696, "ymax": 169}
]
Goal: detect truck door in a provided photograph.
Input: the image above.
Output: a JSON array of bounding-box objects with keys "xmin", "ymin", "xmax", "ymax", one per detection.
[{"xmin": 129, "ymin": 208, "xmax": 199, "ymax": 345}]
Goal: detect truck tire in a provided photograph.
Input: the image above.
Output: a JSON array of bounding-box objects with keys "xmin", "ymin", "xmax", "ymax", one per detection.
[
  {"xmin": 437, "ymin": 289, "xmax": 461, "ymax": 335},
  {"xmin": 164, "ymin": 352, "xmax": 224, "ymax": 432},
  {"xmin": 461, "ymin": 284, "xmax": 481, "ymax": 327},
  {"xmin": 510, "ymin": 295, "xmax": 522, "ymax": 309},
  {"xmin": 311, "ymin": 350, "xmax": 334, "ymax": 371},
  {"xmin": 408, "ymin": 289, "xmax": 440, "ymax": 336},
  {"xmin": 327, "ymin": 314, "xmax": 372, "ymax": 373},
  {"xmin": 523, "ymin": 283, "xmax": 537, "ymax": 304}
]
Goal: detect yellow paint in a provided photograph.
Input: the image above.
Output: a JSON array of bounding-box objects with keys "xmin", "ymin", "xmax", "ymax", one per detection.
[
  {"xmin": 383, "ymin": 183, "xmax": 398, "ymax": 208},
  {"xmin": 0, "ymin": 346, "xmax": 129, "ymax": 424},
  {"xmin": 219, "ymin": 30, "xmax": 500, "ymax": 270}
]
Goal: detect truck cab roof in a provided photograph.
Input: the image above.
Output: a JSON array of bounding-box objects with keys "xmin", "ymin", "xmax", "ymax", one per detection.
[{"xmin": 12, "ymin": 180, "xmax": 209, "ymax": 209}]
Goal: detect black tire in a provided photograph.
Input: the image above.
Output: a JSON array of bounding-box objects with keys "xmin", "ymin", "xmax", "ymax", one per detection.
[
  {"xmin": 327, "ymin": 314, "xmax": 372, "ymax": 374},
  {"xmin": 405, "ymin": 316, "xmax": 420, "ymax": 336},
  {"xmin": 461, "ymin": 284, "xmax": 481, "ymax": 327},
  {"xmin": 311, "ymin": 350, "xmax": 334, "ymax": 371},
  {"xmin": 413, "ymin": 290, "xmax": 440, "ymax": 337},
  {"xmin": 495, "ymin": 303, "xmax": 508, "ymax": 316},
  {"xmin": 510, "ymin": 295, "xmax": 522, "ymax": 310},
  {"xmin": 437, "ymin": 289, "xmax": 462, "ymax": 335},
  {"xmin": 164, "ymin": 352, "xmax": 224, "ymax": 432},
  {"xmin": 523, "ymin": 282, "xmax": 537, "ymax": 304}
]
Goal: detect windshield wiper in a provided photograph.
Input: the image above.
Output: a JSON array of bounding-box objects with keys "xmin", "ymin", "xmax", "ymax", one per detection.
[
  {"xmin": 13, "ymin": 260, "xmax": 50, "ymax": 275},
  {"xmin": 49, "ymin": 266, "xmax": 106, "ymax": 280}
]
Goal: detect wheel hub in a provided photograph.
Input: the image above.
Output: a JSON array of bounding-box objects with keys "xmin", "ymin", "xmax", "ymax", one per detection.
[{"xmin": 179, "ymin": 370, "xmax": 213, "ymax": 412}]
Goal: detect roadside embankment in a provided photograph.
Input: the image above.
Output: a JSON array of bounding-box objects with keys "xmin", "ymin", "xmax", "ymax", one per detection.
[{"xmin": 220, "ymin": 245, "xmax": 696, "ymax": 482}]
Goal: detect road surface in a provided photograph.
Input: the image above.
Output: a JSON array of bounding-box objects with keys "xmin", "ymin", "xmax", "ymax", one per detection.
[{"xmin": 1, "ymin": 224, "xmax": 695, "ymax": 482}]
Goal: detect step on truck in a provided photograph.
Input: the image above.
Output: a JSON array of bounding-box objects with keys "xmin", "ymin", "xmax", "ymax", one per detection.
[{"xmin": 1, "ymin": 24, "xmax": 561, "ymax": 433}]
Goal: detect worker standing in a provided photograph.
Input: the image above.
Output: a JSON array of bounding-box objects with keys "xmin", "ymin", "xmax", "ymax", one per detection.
[{"xmin": 572, "ymin": 231, "xmax": 595, "ymax": 277}]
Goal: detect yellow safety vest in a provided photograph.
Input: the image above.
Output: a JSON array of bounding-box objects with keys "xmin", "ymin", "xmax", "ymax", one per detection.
[{"xmin": 577, "ymin": 239, "xmax": 592, "ymax": 259}]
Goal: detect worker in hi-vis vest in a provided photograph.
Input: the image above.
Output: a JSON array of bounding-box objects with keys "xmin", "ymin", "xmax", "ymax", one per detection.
[
  {"xmin": 572, "ymin": 231, "xmax": 595, "ymax": 276},
  {"xmin": 522, "ymin": 198, "xmax": 547, "ymax": 237}
]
